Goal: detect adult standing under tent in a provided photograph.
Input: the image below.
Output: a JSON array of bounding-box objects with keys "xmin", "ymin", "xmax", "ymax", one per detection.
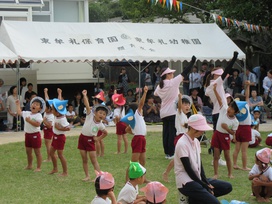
[{"xmin": 154, "ymin": 55, "xmax": 196, "ymax": 159}]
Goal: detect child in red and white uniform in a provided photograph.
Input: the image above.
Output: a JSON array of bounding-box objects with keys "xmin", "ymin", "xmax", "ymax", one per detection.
[
  {"xmin": 249, "ymin": 122, "xmax": 261, "ymax": 148},
  {"xmin": 15, "ymin": 96, "xmax": 45, "ymax": 172},
  {"xmin": 211, "ymin": 83, "xmax": 239, "ymax": 179},
  {"xmin": 78, "ymin": 90, "xmax": 109, "ymax": 181},
  {"xmin": 162, "ymin": 93, "xmax": 191, "ymax": 182},
  {"xmin": 48, "ymin": 93, "xmax": 70, "ymax": 176},
  {"xmin": 112, "ymin": 93, "xmax": 128, "ymax": 154}
]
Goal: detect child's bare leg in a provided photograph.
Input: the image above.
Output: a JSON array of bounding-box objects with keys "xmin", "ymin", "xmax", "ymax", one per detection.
[
  {"xmin": 48, "ymin": 146, "xmax": 58, "ymax": 174},
  {"xmin": 116, "ymin": 135, "xmax": 122, "ymax": 154},
  {"xmin": 213, "ymin": 147, "xmax": 220, "ymax": 179},
  {"xmin": 57, "ymin": 150, "xmax": 68, "ymax": 176},
  {"xmin": 100, "ymin": 140, "xmax": 105, "ymax": 157},
  {"xmin": 44, "ymin": 139, "xmax": 51, "ymax": 162},
  {"xmin": 33, "ymin": 148, "xmax": 42, "ymax": 172},
  {"xmin": 123, "ymin": 134, "xmax": 128, "ymax": 154},
  {"xmin": 89, "ymin": 151, "xmax": 100, "ymax": 172},
  {"xmin": 96, "ymin": 141, "xmax": 101, "ymax": 157},
  {"xmin": 241, "ymin": 142, "xmax": 250, "ymax": 171},
  {"xmin": 224, "ymin": 150, "xmax": 233, "ymax": 178},
  {"xmin": 163, "ymin": 160, "xmax": 174, "ymax": 182},
  {"xmin": 252, "ymin": 182, "xmax": 265, "ymax": 202},
  {"xmin": 264, "ymin": 186, "xmax": 272, "ymax": 202},
  {"xmin": 25, "ymin": 147, "xmax": 33, "ymax": 169},
  {"xmin": 80, "ymin": 150, "xmax": 90, "ymax": 181},
  {"xmin": 233, "ymin": 142, "xmax": 242, "ymax": 169}
]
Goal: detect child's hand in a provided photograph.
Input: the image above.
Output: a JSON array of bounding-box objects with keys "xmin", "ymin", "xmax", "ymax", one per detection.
[
  {"xmin": 82, "ymin": 90, "xmax": 87, "ymax": 96},
  {"xmin": 25, "ymin": 117, "xmax": 31, "ymax": 123},
  {"xmin": 213, "ymin": 83, "xmax": 217, "ymax": 90},
  {"xmin": 143, "ymin": 86, "xmax": 148, "ymax": 93},
  {"xmin": 44, "ymin": 88, "xmax": 48, "ymax": 92},
  {"xmin": 245, "ymin": 80, "xmax": 250, "ymax": 86},
  {"xmin": 221, "ymin": 123, "xmax": 228, "ymax": 130},
  {"xmin": 57, "ymin": 88, "xmax": 62, "ymax": 94},
  {"xmin": 178, "ymin": 93, "xmax": 182, "ymax": 98}
]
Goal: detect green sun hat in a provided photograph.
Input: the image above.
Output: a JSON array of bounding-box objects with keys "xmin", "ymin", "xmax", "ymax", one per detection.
[{"xmin": 128, "ymin": 162, "xmax": 146, "ymax": 179}]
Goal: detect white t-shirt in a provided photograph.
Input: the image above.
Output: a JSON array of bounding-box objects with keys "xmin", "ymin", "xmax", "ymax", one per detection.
[
  {"xmin": 81, "ymin": 112, "xmax": 105, "ymax": 136},
  {"xmin": 113, "ymin": 107, "xmax": 125, "ymax": 119},
  {"xmin": 249, "ymin": 129, "xmax": 261, "ymax": 145},
  {"xmin": 205, "ymin": 77, "xmax": 227, "ymax": 115},
  {"xmin": 117, "ymin": 182, "xmax": 138, "ymax": 204},
  {"xmin": 174, "ymin": 133, "xmax": 201, "ymax": 188},
  {"xmin": 154, "ymin": 74, "xmax": 183, "ymax": 118},
  {"xmin": 175, "ymin": 111, "xmax": 188, "ymax": 135},
  {"xmin": 22, "ymin": 111, "xmax": 43, "ymax": 133},
  {"xmin": 66, "ymin": 111, "xmax": 76, "ymax": 117},
  {"xmin": 91, "ymin": 196, "xmax": 111, "ymax": 204},
  {"xmin": 132, "ymin": 110, "xmax": 146, "ymax": 136},
  {"xmin": 43, "ymin": 112, "xmax": 54, "ymax": 130},
  {"xmin": 216, "ymin": 105, "xmax": 239, "ymax": 134},
  {"xmin": 53, "ymin": 116, "xmax": 70, "ymax": 135},
  {"xmin": 249, "ymin": 164, "xmax": 272, "ymax": 181}
]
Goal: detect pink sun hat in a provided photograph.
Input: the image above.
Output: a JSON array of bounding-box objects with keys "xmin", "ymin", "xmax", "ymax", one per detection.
[
  {"xmin": 211, "ymin": 68, "xmax": 224, "ymax": 76},
  {"xmin": 140, "ymin": 181, "xmax": 169, "ymax": 203},
  {"xmin": 95, "ymin": 171, "xmax": 115, "ymax": 190},
  {"xmin": 112, "ymin": 93, "xmax": 126, "ymax": 106},
  {"xmin": 160, "ymin": 67, "xmax": 176, "ymax": 77},
  {"xmin": 188, "ymin": 114, "xmax": 212, "ymax": 131},
  {"xmin": 225, "ymin": 93, "xmax": 233, "ymax": 100},
  {"xmin": 256, "ymin": 148, "xmax": 272, "ymax": 164}
]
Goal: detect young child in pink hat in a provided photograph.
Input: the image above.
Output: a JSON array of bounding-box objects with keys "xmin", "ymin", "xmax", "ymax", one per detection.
[
  {"xmin": 140, "ymin": 181, "xmax": 169, "ymax": 204},
  {"xmin": 112, "ymin": 92, "xmax": 128, "ymax": 154},
  {"xmin": 91, "ymin": 171, "xmax": 121, "ymax": 204},
  {"xmin": 248, "ymin": 148, "xmax": 272, "ymax": 202}
]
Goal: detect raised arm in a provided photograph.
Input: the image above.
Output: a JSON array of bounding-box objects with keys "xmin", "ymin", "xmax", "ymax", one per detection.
[
  {"xmin": 138, "ymin": 86, "xmax": 148, "ymax": 113},
  {"xmin": 44, "ymin": 88, "xmax": 49, "ymax": 101},
  {"xmin": 177, "ymin": 93, "xmax": 183, "ymax": 113},
  {"xmin": 57, "ymin": 88, "xmax": 63, "ymax": 100},
  {"xmin": 82, "ymin": 90, "xmax": 91, "ymax": 115},
  {"xmin": 221, "ymin": 51, "xmax": 239, "ymax": 80},
  {"xmin": 181, "ymin": 56, "xmax": 197, "ymax": 77},
  {"xmin": 245, "ymin": 80, "xmax": 250, "ymax": 102},
  {"xmin": 213, "ymin": 83, "xmax": 222, "ymax": 107}
]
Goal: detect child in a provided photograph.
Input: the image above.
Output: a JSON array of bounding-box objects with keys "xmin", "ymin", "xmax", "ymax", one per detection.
[
  {"xmin": 211, "ymin": 83, "xmax": 239, "ymax": 179},
  {"xmin": 248, "ymin": 148, "xmax": 272, "ymax": 202},
  {"xmin": 266, "ymin": 133, "xmax": 272, "ymax": 147},
  {"xmin": 91, "ymin": 171, "xmax": 120, "ymax": 204},
  {"xmin": 251, "ymin": 106, "xmax": 261, "ymax": 131},
  {"xmin": 93, "ymin": 91, "xmax": 107, "ymax": 157},
  {"xmin": 248, "ymin": 121, "xmax": 262, "ymax": 148},
  {"xmin": 162, "ymin": 93, "xmax": 191, "ymax": 182},
  {"xmin": 66, "ymin": 104, "xmax": 81, "ymax": 127},
  {"xmin": 140, "ymin": 182, "xmax": 169, "ymax": 204},
  {"xmin": 121, "ymin": 86, "xmax": 148, "ymax": 181},
  {"xmin": 78, "ymin": 90, "xmax": 109, "ymax": 181},
  {"xmin": 117, "ymin": 162, "xmax": 146, "ymax": 204},
  {"xmin": 48, "ymin": 93, "xmax": 70, "ymax": 176},
  {"xmin": 15, "ymin": 96, "xmax": 45, "ymax": 172},
  {"xmin": 112, "ymin": 92, "xmax": 128, "ymax": 154},
  {"xmin": 233, "ymin": 81, "xmax": 253, "ymax": 171}
]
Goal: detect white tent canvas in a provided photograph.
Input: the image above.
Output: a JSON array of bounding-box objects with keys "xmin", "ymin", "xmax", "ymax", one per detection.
[
  {"xmin": 0, "ymin": 41, "xmax": 17, "ymax": 64},
  {"xmin": 0, "ymin": 21, "xmax": 245, "ymax": 63}
]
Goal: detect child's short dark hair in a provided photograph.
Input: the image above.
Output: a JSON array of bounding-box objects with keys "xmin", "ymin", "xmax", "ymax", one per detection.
[
  {"xmin": 94, "ymin": 176, "xmax": 112, "ymax": 196},
  {"xmin": 67, "ymin": 104, "xmax": 73, "ymax": 108},
  {"xmin": 182, "ymin": 98, "xmax": 191, "ymax": 105},
  {"xmin": 32, "ymin": 99, "xmax": 43, "ymax": 109},
  {"xmin": 45, "ymin": 101, "xmax": 52, "ymax": 110},
  {"xmin": 95, "ymin": 106, "xmax": 108, "ymax": 115},
  {"xmin": 229, "ymin": 101, "xmax": 239, "ymax": 113},
  {"xmin": 127, "ymin": 103, "xmax": 138, "ymax": 113}
]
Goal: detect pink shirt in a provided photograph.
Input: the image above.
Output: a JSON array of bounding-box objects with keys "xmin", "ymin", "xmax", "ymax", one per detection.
[
  {"xmin": 205, "ymin": 77, "xmax": 227, "ymax": 115},
  {"xmin": 154, "ymin": 74, "xmax": 183, "ymax": 118},
  {"xmin": 174, "ymin": 133, "xmax": 201, "ymax": 188}
]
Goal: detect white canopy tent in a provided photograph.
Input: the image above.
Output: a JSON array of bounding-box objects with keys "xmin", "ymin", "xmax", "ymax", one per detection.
[
  {"xmin": 0, "ymin": 41, "xmax": 17, "ymax": 64},
  {"xmin": 0, "ymin": 20, "xmax": 245, "ymax": 63}
]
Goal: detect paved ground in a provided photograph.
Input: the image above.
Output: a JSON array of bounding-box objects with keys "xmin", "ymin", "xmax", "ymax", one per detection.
[{"xmin": 1, "ymin": 121, "xmax": 272, "ymax": 145}]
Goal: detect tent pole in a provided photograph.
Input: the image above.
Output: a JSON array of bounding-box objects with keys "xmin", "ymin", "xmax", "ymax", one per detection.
[{"xmin": 16, "ymin": 60, "xmax": 20, "ymax": 132}]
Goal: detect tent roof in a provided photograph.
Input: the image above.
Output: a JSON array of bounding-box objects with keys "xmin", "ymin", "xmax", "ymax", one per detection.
[
  {"xmin": 0, "ymin": 21, "xmax": 245, "ymax": 63},
  {"xmin": 0, "ymin": 41, "xmax": 17, "ymax": 63}
]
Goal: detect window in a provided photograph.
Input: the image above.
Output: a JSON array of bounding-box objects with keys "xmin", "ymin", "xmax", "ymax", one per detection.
[{"xmin": 19, "ymin": 0, "xmax": 43, "ymax": 4}]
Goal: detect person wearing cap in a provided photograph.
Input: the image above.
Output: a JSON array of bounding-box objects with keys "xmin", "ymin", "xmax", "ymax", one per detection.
[
  {"xmin": 117, "ymin": 162, "xmax": 147, "ymax": 204},
  {"xmin": 248, "ymin": 120, "xmax": 261, "ymax": 148},
  {"xmin": 91, "ymin": 171, "xmax": 121, "ymax": 204},
  {"xmin": 162, "ymin": 93, "xmax": 191, "ymax": 182},
  {"xmin": 15, "ymin": 96, "xmax": 45, "ymax": 172},
  {"xmin": 211, "ymin": 83, "xmax": 239, "ymax": 179},
  {"xmin": 248, "ymin": 148, "xmax": 272, "ymax": 202},
  {"xmin": 78, "ymin": 90, "xmax": 109, "ymax": 181},
  {"xmin": 140, "ymin": 181, "xmax": 168, "ymax": 204},
  {"xmin": 48, "ymin": 88, "xmax": 71, "ymax": 176},
  {"xmin": 112, "ymin": 92, "xmax": 128, "ymax": 154},
  {"xmin": 251, "ymin": 106, "xmax": 261, "ymax": 131},
  {"xmin": 174, "ymin": 114, "xmax": 232, "ymax": 204},
  {"xmin": 154, "ymin": 55, "xmax": 196, "ymax": 159}
]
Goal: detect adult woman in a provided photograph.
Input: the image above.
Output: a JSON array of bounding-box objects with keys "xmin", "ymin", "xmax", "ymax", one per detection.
[
  {"xmin": 227, "ymin": 69, "xmax": 242, "ymax": 97},
  {"xmin": 152, "ymin": 66, "xmax": 161, "ymax": 90},
  {"xmin": 118, "ymin": 67, "xmax": 130, "ymax": 96},
  {"xmin": 154, "ymin": 56, "xmax": 196, "ymax": 159},
  {"xmin": 143, "ymin": 95, "xmax": 161, "ymax": 123}
]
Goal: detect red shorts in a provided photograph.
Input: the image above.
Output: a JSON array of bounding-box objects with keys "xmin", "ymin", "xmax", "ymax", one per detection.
[
  {"xmin": 174, "ymin": 134, "xmax": 184, "ymax": 146},
  {"xmin": 249, "ymin": 139, "xmax": 260, "ymax": 148},
  {"xmin": 131, "ymin": 135, "xmax": 146, "ymax": 153},
  {"xmin": 43, "ymin": 127, "xmax": 53, "ymax": 140},
  {"xmin": 235, "ymin": 125, "xmax": 251, "ymax": 142},
  {"xmin": 25, "ymin": 132, "xmax": 41, "ymax": 148},
  {"xmin": 77, "ymin": 134, "xmax": 95, "ymax": 151},
  {"xmin": 116, "ymin": 121, "xmax": 127, "ymax": 135},
  {"xmin": 51, "ymin": 134, "xmax": 66, "ymax": 150},
  {"xmin": 211, "ymin": 130, "xmax": 230, "ymax": 150},
  {"xmin": 266, "ymin": 137, "xmax": 272, "ymax": 146},
  {"xmin": 97, "ymin": 130, "xmax": 102, "ymax": 137}
]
